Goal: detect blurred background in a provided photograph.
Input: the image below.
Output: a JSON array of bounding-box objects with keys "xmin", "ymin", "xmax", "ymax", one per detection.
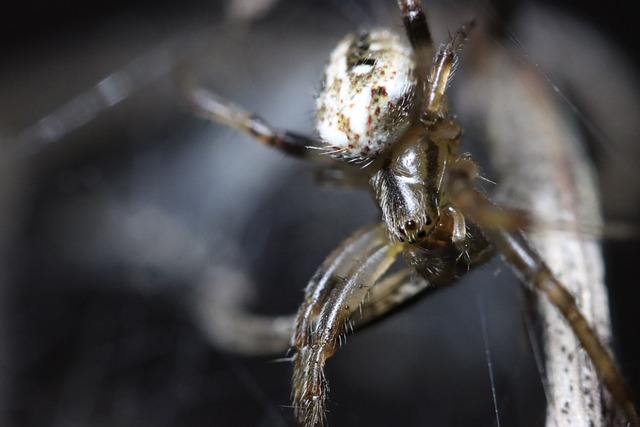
[{"xmin": 0, "ymin": 0, "xmax": 639, "ymax": 426}]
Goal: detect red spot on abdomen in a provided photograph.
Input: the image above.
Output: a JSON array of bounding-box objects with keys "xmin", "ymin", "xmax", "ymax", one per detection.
[{"xmin": 371, "ymin": 86, "xmax": 388, "ymax": 97}]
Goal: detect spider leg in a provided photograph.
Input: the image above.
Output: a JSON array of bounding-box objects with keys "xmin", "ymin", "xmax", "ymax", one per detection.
[
  {"xmin": 423, "ymin": 20, "xmax": 475, "ymax": 114},
  {"xmin": 292, "ymin": 218, "xmax": 495, "ymax": 426},
  {"xmin": 351, "ymin": 268, "xmax": 419, "ymax": 328},
  {"xmin": 185, "ymin": 86, "xmax": 330, "ymax": 162},
  {"xmin": 447, "ymin": 168, "xmax": 640, "ymax": 426},
  {"xmin": 192, "ymin": 265, "xmax": 295, "ymax": 355},
  {"xmin": 398, "ymin": 0, "xmax": 474, "ymax": 115},
  {"xmin": 353, "ymin": 225, "xmax": 494, "ymax": 330},
  {"xmin": 292, "ymin": 224, "xmax": 402, "ymax": 427},
  {"xmin": 397, "ymin": 0, "xmax": 434, "ymax": 82}
]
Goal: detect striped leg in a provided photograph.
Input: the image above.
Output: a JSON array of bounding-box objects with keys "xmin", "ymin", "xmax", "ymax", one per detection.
[
  {"xmin": 447, "ymin": 169, "xmax": 639, "ymax": 427},
  {"xmin": 291, "ymin": 219, "xmax": 494, "ymax": 427},
  {"xmin": 397, "ymin": 0, "xmax": 434, "ymax": 82},
  {"xmin": 291, "ymin": 224, "xmax": 402, "ymax": 426},
  {"xmin": 184, "ymin": 85, "xmax": 330, "ymax": 162}
]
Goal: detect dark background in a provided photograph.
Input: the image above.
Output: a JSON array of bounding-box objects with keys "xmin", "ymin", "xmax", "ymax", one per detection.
[
  {"xmin": 2, "ymin": 0, "xmax": 639, "ymax": 59},
  {"xmin": 0, "ymin": 1, "xmax": 638, "ymax": 426}
]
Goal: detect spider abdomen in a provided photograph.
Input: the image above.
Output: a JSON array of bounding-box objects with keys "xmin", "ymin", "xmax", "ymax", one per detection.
[{"xmin": 316, "ymin": 29, "xmax": 418, "ymax": 162}]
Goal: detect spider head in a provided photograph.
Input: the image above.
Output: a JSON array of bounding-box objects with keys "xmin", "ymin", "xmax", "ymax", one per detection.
[
  {"xmin": 369, "ymin": 134, "xmax": 446, "ymax": 245},
  {"xmin": 370, "ymin": 166, "xmax": 440, "ymax": 244},
  {"xmin": 316, "ymin": 29, "xmax": 418, "ymax": 163}
]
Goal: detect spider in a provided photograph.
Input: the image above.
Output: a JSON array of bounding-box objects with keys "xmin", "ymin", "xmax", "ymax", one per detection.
[{"xmin": 183, "ymin": 0, "xmax": 638, "ymax": 425}]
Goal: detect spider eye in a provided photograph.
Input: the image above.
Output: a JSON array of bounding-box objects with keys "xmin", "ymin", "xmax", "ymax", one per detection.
[{"xmin": 400, "ymin": 218, "xmax": 432, "ymax": 242}]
